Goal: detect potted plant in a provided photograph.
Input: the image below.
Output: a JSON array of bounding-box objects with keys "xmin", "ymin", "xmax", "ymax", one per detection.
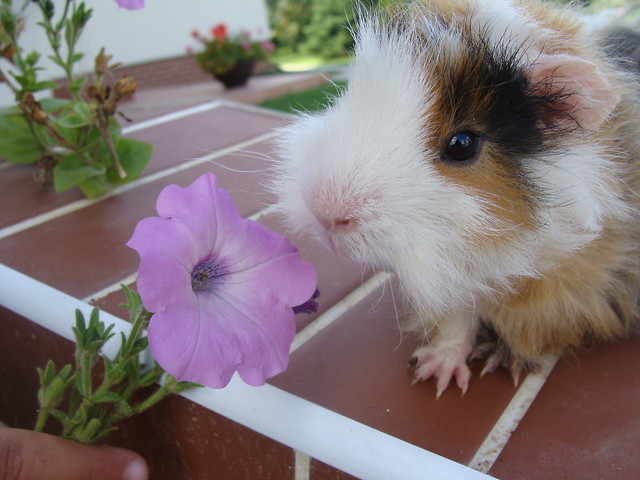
[
  {"xmin": 190, "ymin": 24, "xmax": 275, "ymax": 88},
  {"xmin": 0, "ymin": 0, "xmax": 154, "ymax": 198}
]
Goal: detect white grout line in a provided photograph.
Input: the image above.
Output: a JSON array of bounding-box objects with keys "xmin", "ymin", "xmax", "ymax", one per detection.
[
  {"xmin": 0, "ymin": 263, "xmax": 493, "ymax": 480},
  {"xmin": 294, "ymin": 451, "xmax": 311, "ymax": 480},
  {"xmin": 122, "ymin": 100, "xmax": 223, "ymax": 134},
  {"xmin": 0, "ymin": 131, "xmax": 277, "ymax": 240},
  {"xmin": 213, "ymin": 98, "xmax": 297, "ymax": 119},
  {"xmin": 121, "ymin": 98, "xmax": 291, "ymax": 136},
  {"xmin": 290, "ymin": 272, "xmax": 392, "ymax": 353},
  {"xmin": 82, "ymin": 272, "xmax": 138, "ymax": 304},
  {"xmin": 0, "ymin": 195, "xmax": 106, "ymax": 240},
  {"xmin": 467, "ymin": 353, "xmax": 560, "ymax": 473}
]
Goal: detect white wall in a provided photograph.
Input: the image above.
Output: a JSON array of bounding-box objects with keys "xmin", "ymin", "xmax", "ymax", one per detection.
[{"xmin": 1, "ymin": 0, "xmax": 270, "ymax": 106}]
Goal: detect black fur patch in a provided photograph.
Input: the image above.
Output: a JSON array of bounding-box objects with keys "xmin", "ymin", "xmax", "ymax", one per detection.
[{"xmin": 432, "ymin": 26, "xmax": 574, "ymax": 161}]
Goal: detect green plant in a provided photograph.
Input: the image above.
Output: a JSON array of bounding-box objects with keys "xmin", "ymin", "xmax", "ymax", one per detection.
[
  {"xmin": 301, "ymin": 0, "xmax": 357, "ymax": 59},
  {"xmin": 191, "ymin": 23, "xmax": 275, "ymax": 76},
  {"xmin": 34, "ymin": 286, "xmax": 197, "ymax": 445},
  {"xmin": 0, "ymin": 0, "xmax": 153, "ymax": 198},
  {"xmin": 267, "ymin": 0, "xmax": 410, "ymax": 58},
  {"xmin": 267, "ymin": 0, "xmax": 313, "ymax": 55}
]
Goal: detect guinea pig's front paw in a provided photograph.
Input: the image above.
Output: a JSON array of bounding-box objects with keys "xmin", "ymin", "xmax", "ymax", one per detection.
[{"xmin": 409, "ymin": 344, "xmax": 472, "ymax": 399}]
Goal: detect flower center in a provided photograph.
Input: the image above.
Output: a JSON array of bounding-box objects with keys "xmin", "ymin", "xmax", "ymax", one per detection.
[{"xmin": 191, "ymin": 257, "xmax": 226, "ymax": 293}]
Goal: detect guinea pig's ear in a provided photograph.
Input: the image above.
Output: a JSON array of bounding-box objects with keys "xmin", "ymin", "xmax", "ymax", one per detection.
[{"xmin": 529, "ymin": 53, "xmax": 621, "ymax": 130}]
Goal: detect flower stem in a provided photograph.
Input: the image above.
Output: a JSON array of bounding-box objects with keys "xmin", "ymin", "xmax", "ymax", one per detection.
[
  {"xmin": 43, "ymin": 0, "xmax": 80, "ymax": 101},
  {"xmin": 130, "ymin": 384, "xmax": 171, "ymax": 415},
  {"xmin": 95, "ymin": 110, "xmax": 127, "ymax": 179},
  {"xmin": 33, "ymin": 408, "xmax": 49, "ymax": 433}
]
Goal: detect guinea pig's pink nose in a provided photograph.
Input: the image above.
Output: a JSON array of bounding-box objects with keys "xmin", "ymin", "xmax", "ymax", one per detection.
[
  {"xmin": 333, "ymin": 218, "xmax": 352, "ymax": 227},
  {"xmin": 310, "ymin": 188, "xmax": 362, "ymax": 233},
  {"xmin": 313, "ymin": 211, "xmax": 356, "ymax": 233}
]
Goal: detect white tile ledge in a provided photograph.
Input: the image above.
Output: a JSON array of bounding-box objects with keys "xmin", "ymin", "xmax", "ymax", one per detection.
[{"xmin": 0, "ymin": 264, "xmax": 492, "ymax": 480}]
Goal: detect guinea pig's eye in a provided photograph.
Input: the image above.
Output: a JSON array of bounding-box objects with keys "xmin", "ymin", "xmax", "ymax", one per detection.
[{"xmin": 441, "ymin": 132, "xmax": 480, "ymax": 163}]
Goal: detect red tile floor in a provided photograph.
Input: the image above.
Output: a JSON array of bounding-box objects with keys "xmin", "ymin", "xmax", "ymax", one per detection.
[{"xmin": 1, "ymin": 73, "xmax": 639, "ymax": 479}]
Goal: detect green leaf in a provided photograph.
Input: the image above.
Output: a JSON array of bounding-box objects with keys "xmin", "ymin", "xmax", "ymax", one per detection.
[
  {"xmin": 56, "ymin": 112, "xmax": 87, "ymax": 128},
  {"xmin": 70, "ymin": 52, "xmax": 84, "ymax": 64},
  {"xmin": 24, "ymin": 51, "xmax": 41, "ymax": 66},
  {"xmin": 39, "ymin": 97, "xmax": 70, "ymax": 113},
  {"xmin": 69, "ymin": 75, "xmax": 87, "ymax": 94},
  {"xmin": 0, "ymin": 114, "xmax": 45, "ymax": 164},
  {"xmin": 52, "ymin": 121, "xmax": 81, "ymax": 146},
  {"xmin": 57, "ymin": 103, "xmax": 91, "ymax": 128},
  {"xmin": 103, "ymin": 356, "xmax": 113, "ymax": 371},
  {"xmin": 50, "ymin": 409, "xmax": 70, "ymax": 422},
  {"xmin": 119, "ymin": 284, "xmax": 141, "ymax": 312},
  {"xmin": 115, "ymin": 401, "xmax": 133, "ymax": 418},
  {"xmin": 0, "ymin": 9, "xmax": 16, "ymax": 37},
  {"xmin": 93, "ymin": 391, "xmax": 123, "ymax": 403},
  {"xmin": 106, "ymin": 367, "xmax": 127, "ymax": 384},
  {"xmin": 53, "ymin": 153, "xmax": 105, "ymax": 192},
  {"xmin": 75, "ymin": 417, "xmax": 103, "ymax": 444},
  {"xmin": 75, "ymin": 309, "xmax": 87, "ymax": 333},
  {"xmin": 72, "ymin": 101, "xmax": 92, "ymax": 120},
  {"xmin": 105, "ymin": 137, "xmax": 154, "ymax": 185},
  {"xmin": 173, "ymin": 381, "xmax": 203, "ymax": 393},
  {"xmin": 29, "ymin": 80, "xmax": 59, "ymax": 92},
  {"xmin": 132, "ymin": 336, "xmax": 148, "ymax": 352},
  {"xmin": 45, "ymin": 377, "xmax": 69, "ymax": 405},
  {"xmin": 58, "ymin": 363, "xmax": 73, "ymax": 380},
  {"xmin": 138, "ymin": 369, "xmax": 162, "ymax": 388},
  {"xmin": 47, "ymin": 55, "xmax": 66, "ymax": 70},
  {"xmin": 0, "ymin": 106, "xmax": 23, "ymax": 117},
  {"xmin": 37, "ymin": 359, "xmax": 57, "ymax": 386},
  {"xmin": 77, "ymin": 174, "xmax": 111, "ymax": 198}
]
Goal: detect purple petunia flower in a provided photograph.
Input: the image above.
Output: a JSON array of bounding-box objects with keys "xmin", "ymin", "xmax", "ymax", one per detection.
[
  {"xmin": 113, "ymin": 0, "xmax": 145, "ymax": 10},
  {"xmin": 127, "ymin": 173, "xmax": 317, "ymax": 388}
]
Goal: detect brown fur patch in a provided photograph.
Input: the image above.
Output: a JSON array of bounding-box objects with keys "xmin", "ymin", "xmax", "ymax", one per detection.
[{"xmin": 484, "ymin": 220, "xmax": 640, "ymax": 359}]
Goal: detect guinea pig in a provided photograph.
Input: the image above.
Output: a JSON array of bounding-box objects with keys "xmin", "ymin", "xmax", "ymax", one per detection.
[{"xmin": 272, "ymin": 0, "xmax": 640, "ymax": 398}]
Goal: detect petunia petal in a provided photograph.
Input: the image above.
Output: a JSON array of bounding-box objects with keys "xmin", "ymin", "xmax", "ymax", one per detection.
[
  {"xmin": 225, "ymin": 250, "xmax": 317, "ymax": 312},
  {"xmin": 148, "ymin": 290, "xmax": 295, "ymax": 388},
  {"xmin": 113, "ymin": 0, "xmax": 144, "ymax": 10},
  {"xmin": 155, "ymin": 174, "xmax": 247, "ymax": 256},
  {"xmin": 217, "ymin": 220, "xmax": 317, "ymax": 307},
  {"xmin": 127, "ymin": 217, "xmax": 200, "ymax": 313},
  {"xmin": 135, "ymin": 251, "xmax": 194, "ymax": 313},
  {"xmin": 127, "ymin": 216, "xmax": 200, "ymax": 265},
  {"xmin": 155, "ymin": 176, "xmax": 218, "ymax": 248}
]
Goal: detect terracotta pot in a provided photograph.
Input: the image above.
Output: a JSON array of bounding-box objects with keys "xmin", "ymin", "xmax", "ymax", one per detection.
[{"xmin": 213, "ymin": 59, "xmax": 255, "ymax": 88}]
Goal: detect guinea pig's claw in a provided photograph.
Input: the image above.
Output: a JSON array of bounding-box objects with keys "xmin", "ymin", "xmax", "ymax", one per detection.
[
  {"xmin": 411, "ymin": 345, "xmax": 472, "ymax": 398},
  {"xmin": 480, "ymin": 355, "xmax": 501, "ymax": 378},
  {"xmin": 509, "ymin": 359, "xmax": 541, "ymax": 387}
]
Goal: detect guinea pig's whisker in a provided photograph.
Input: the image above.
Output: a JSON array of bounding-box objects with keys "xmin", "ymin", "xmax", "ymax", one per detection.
[
  {"xmin": 389, "ymin": 282, "xmax": 406, "ymax": 352},
  {"xmin": 201, "ymin": 147, "xmax": 275, "ymax": 174},
  {"xmin": 203, "ymin": 158, "xmax": 269, "ymax": 174},
  {"xmin": 230, "ymin": 149, "xmax": 277, "ymax": 163}
]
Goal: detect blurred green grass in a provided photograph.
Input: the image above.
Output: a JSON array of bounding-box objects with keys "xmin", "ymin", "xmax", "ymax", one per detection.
[{"xmin": 259, "ymin": 80, "xmax": 347, "ymax": 114}]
